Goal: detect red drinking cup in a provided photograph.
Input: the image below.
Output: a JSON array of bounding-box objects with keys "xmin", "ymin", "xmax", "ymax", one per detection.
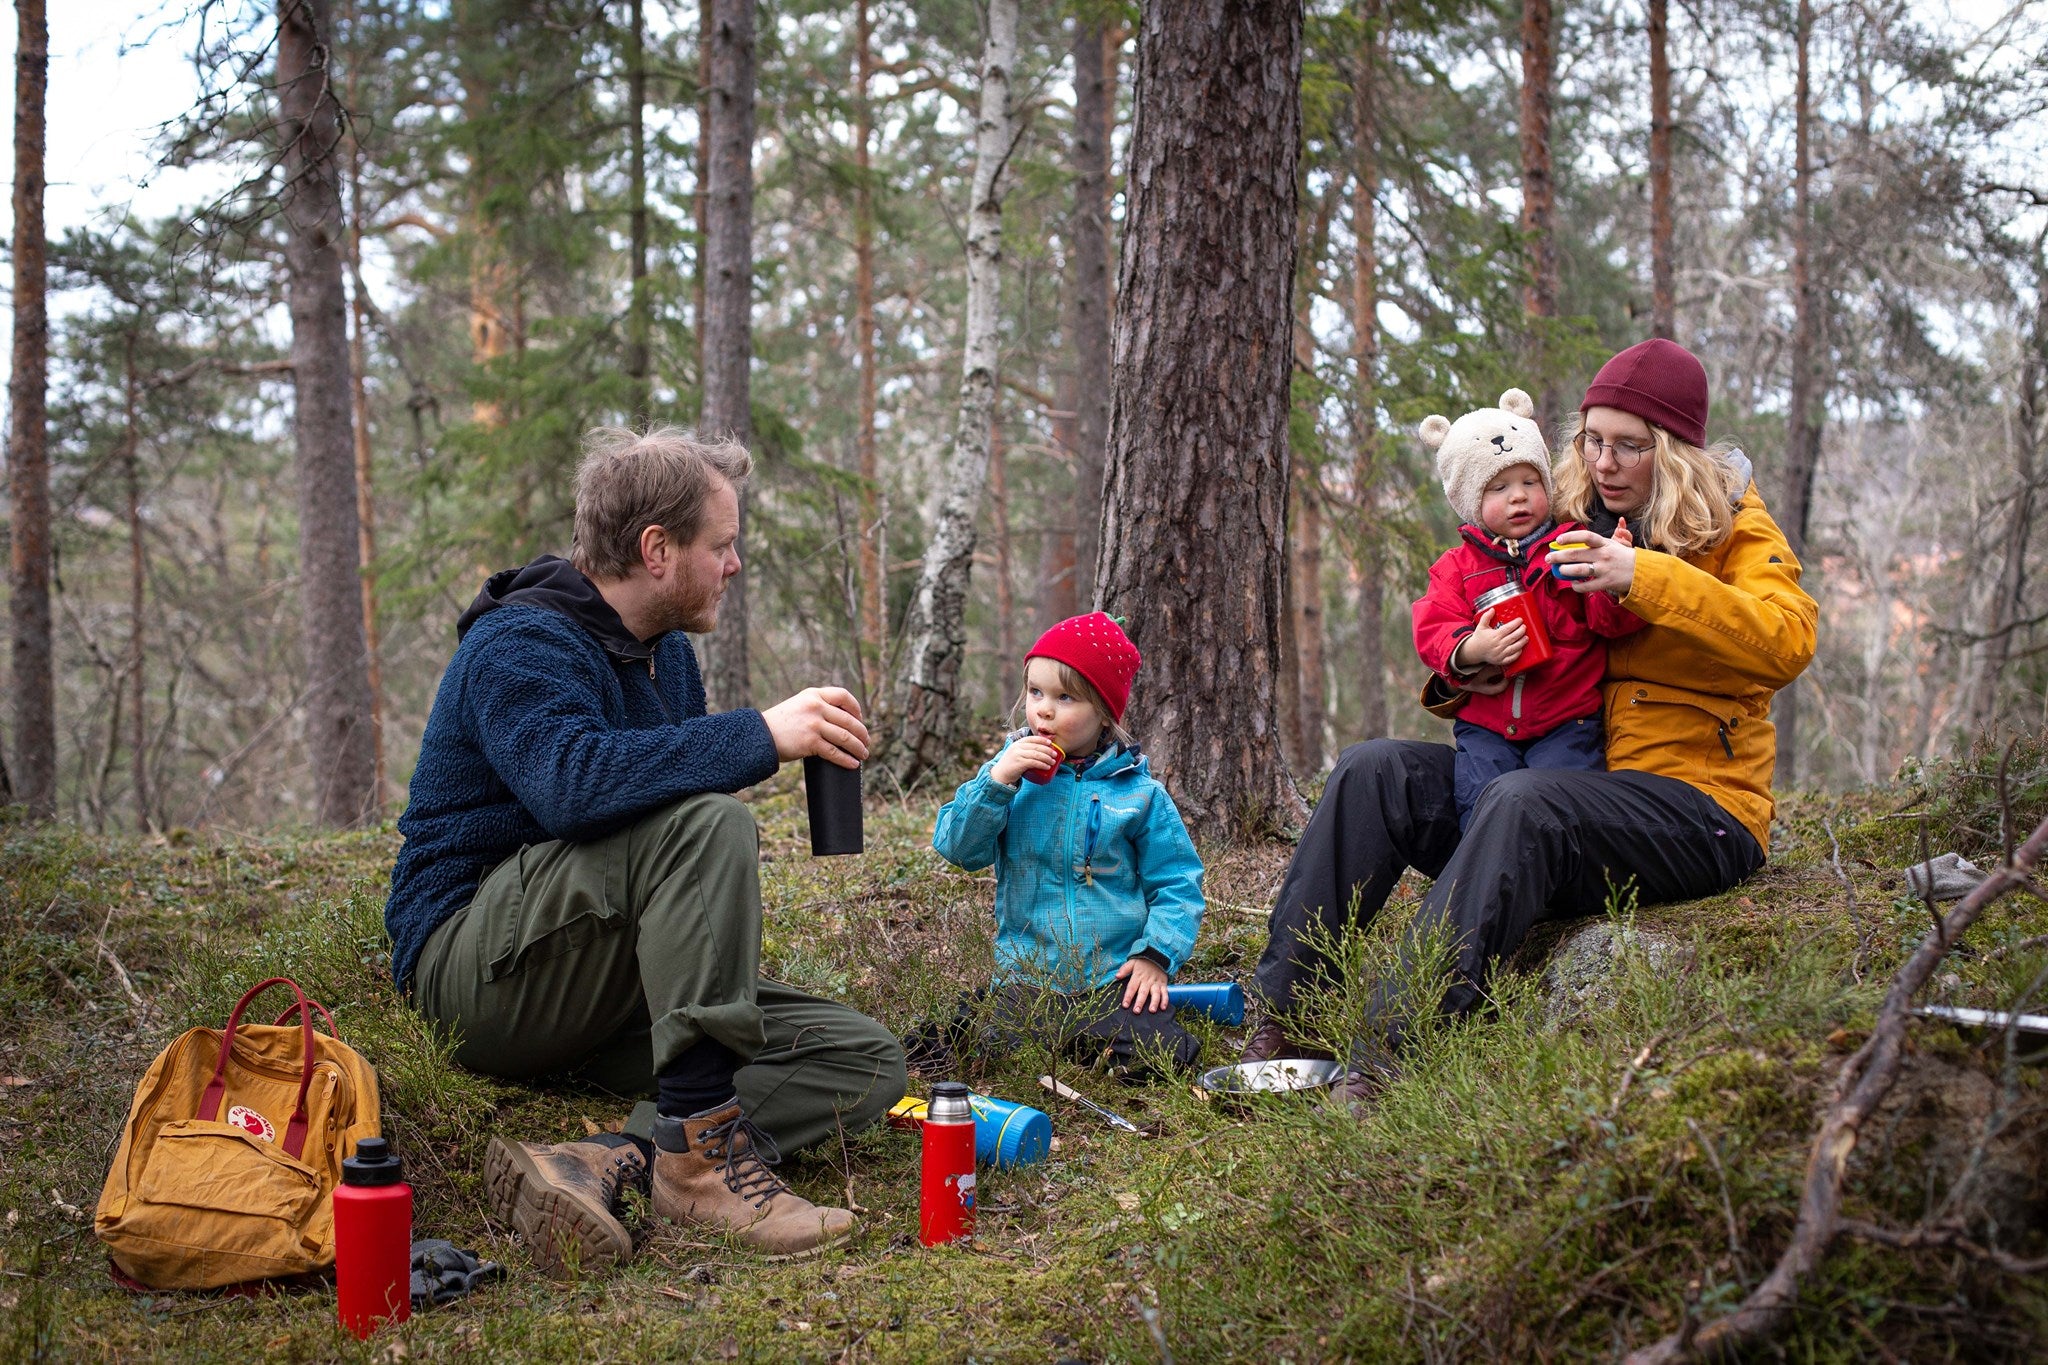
[
  {"xmin": 1473, "ymin": 582, "xmax": 1555, "ymax": 677},
  {"xmin": 1022, "ymin": 738, "xmax": 1065, "ymax": 785}
]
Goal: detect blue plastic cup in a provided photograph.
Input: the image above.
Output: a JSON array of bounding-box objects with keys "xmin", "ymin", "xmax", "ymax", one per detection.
[
  {"xmin": 1167, "ymin": 981, "xmax": 1246, "ymax": 1026},
  {"xmin": 966, "ymin": 1093, "xmax": 1052, "ymax": 1168}
]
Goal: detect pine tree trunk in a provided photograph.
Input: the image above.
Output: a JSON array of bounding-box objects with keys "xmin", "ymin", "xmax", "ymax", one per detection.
[
  {"xmin": 887, "ymin": 0, "xmax": 1021, "ymax": 787},
  {"xmin": 1777, "ymin": 0, "xmax": 1822, "ymax": 786},
  {"xmin": 1070, "ymin": 19, "xmax": 1114, "ymax": 611},
  {"xmin": 455, "ymin": 0, "xmax": 510, "ymax": 428},
  {"xmin": 278, "ymin": 0, "xmax": 379, "ymax": 827},
  {"xmin": 1519, "ymin": 0, "xmax": 1560, "ymax": 424},
  {"xmin": 1095, "ymin": 0, "xmax": 1307, "ymax": 841},
  {"xmin": 1291, "ymin": 178, "xmax": 1330, "ymax": 774},
  {"xmin": 1965, "ymin": 262, "xmax": 2045, "ymax": 736},
  {"xmin": 699, "ymin": 0, "xmax": 756, "ymax": 711},
  {"xmin": 694, "ymin": 11, "xmax": 712, "ymax": 369},
  {"xmin": 8, "ymin": 0, "xmax": 53, "ymax": 819},
  {"xmin": 625, "ymin": 0, "xmax": 651, "ymax": 411},
  {"xmin": 853, "ymin": 0, "xmax": 884, "ymax": 702},
  {"xmin": 1648, "ymin": 0, "xmax": 1675, "ymax": 339},
  {"xmin": 1277, "ymin": 482, "xmax": 1305, "ymax": 779},
  {"xmin": 124, "ymin": 335, "xmax": 148, "ymax": 831},
  {"xmin": 344, "ymin": 2, "xmax": 386, "ymax": 814},
  {"xmin": 1352, "ymin": 1, "xmax": 1387, "ymax": 741}
]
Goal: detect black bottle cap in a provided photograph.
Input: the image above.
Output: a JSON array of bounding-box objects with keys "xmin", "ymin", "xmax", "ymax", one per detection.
[
  {"xmin": 341, "ymin": 1135, "xmax": 405, "ymax": 1186},
  {"xmin": 930, "ymin": 1081, "xmax": 970, "ymax": 1100}
]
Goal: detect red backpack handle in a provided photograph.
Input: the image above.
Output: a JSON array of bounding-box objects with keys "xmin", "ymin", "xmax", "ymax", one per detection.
[
  {"xmin": 197, "ymin": 977, "xmax": 317, "ymax": 1159},
  {"xmin": 273, "ymin": 998, "xmax": 340, "ymax": 1037}
]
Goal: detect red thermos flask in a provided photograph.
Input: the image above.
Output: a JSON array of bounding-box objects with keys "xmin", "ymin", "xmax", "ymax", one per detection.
[
  {"xmin": 334, "ymin": 1137, "xmax": 412, "ymax": 1338},
  {"xmin": 918, "ymin": 1081, "xmax": 977, "ymax": 1246}
]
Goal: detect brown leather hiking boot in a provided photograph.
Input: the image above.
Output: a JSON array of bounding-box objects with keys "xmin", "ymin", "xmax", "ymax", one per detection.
[
  {"xmin": 1239, "ymin": 1017, "xmax": 1336, "ymax": 1064},
  {"xmin": 485, "ymin": 1133, "xmax": 648, "ymax": 1277},
  {"xmin": 651, "ymin": 1101, "xmax": 855, "ymax": 1258}
]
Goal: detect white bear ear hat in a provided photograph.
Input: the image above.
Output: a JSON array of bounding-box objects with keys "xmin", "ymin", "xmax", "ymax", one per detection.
[{"xmin": 1416, "ymin": 388, "xmax": 1554, "ymax": 527}]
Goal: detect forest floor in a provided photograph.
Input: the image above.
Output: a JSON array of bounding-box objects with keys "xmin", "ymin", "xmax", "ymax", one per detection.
[{"xmin": 3, "ymin": 744, "xmax": 2047, "ymax": 1363}]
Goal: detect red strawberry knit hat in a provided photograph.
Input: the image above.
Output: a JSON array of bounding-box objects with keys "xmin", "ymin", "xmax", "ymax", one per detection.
[
  {"xmin": 1580, "ymin": 338, "xmax": 1710, "ymax": 447},
  {"xmin": 1026, "ymin": 612, "xmax": 1141, "ymax": 722}
]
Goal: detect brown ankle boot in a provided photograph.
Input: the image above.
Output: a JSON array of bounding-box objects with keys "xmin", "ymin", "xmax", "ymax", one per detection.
[
  {"xmin": 651, "ymin": 1101, "xmax": 855, "ymax": 1258},
  {"xmin": 485, "ymin": 1133, "xmax": 648, "ymax": 1277},
  {"xmin": 1239, "ymin": 1017, "xmax": 1336, "ymax": 1064}
]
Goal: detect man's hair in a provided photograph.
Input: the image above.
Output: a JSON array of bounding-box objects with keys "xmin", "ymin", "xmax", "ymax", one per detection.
[{"xmin": 570, "ymin": 426, "xmax": 753, "ymax": 579}]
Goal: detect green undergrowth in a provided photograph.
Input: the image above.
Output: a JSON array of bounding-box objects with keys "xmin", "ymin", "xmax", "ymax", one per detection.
[{"xmin": 3, "ymin": 758, "xmax": 2046, "ymax": 1362}]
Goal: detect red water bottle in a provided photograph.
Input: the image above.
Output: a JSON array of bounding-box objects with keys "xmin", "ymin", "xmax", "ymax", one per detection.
[
  {"xmin": 334, "ymin": 1137, "xmax": 412, "ymax": 1338},
  {"xmin": 918, "ymin": 1081, "xmax": 976, "ymax": 1246}
]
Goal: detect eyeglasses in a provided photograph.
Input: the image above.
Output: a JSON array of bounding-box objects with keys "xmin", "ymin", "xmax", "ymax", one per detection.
[{"xmin": 1576, "ymin": 431, "xmax": 1654, "ymax": 468}]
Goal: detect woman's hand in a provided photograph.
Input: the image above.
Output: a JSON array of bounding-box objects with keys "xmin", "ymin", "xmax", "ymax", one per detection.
[
  {"xmin": 1548, "ymin": 520, "xmax": 1638, "ymax": 596},
  {"xmin": 1116, "ymin": 955, "xmax": 1171, "ymax": 1013},
  {"xmin": 991, "ymin": 734, "xmax": 1062, "ymax": 786}
]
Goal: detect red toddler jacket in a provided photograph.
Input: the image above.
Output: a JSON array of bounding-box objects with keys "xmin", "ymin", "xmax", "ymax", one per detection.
[{"xmin": 1412, "ymin": 521, "xmax": 1647, "ymax": 742}]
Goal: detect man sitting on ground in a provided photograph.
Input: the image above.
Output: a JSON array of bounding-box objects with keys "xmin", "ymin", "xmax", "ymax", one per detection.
[{"xmin": 385, "ymin": 426, "xmax": 905, "ymax": 1272}]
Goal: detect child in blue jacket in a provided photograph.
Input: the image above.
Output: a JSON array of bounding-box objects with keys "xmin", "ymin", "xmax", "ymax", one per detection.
[{"xmin": 924, "ymin": 613, "xmax": 1207, "ymax": 1080}]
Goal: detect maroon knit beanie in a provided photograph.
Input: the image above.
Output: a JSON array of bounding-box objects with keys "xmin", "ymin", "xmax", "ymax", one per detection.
[
  {"xmin": 1579, "ymin": 338, "xmax": 1709, "ymax": 447},
  {"xmin": 1026, "ymin": 612, "xmax": 1141, "ymax": 722}
]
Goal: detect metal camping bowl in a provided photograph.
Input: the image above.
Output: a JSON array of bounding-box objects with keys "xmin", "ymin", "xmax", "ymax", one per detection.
[{"xmin": 1197, "ymin": 1059, "xmax": 1347, "ymax": 1097}]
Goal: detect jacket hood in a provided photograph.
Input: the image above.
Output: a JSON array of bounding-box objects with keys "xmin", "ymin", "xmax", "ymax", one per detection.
[
  {"xmin": 456, "ymin": 554, "xmax": 651, "ymax": 660},
  {"xmin": 1457, "ymin": 518, "xmax": 1570, "ymax": 587},
  {"xmin": 1002, "ymin": 730, "xmax": 1147, "ymax": 782}
]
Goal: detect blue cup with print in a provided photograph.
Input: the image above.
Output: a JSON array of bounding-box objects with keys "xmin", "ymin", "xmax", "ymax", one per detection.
[
  {"xmin": 966, "ymin": 1093, "xmax": 1052, "ymax": 1169},
  {"xmin": 1167, "ymin": 981, "xmax": 1245, "ymax": 1026}
]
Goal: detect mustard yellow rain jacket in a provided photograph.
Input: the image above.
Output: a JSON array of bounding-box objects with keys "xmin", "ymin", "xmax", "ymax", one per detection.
[{"xmin": 1601, "ymin": 486, "xmax": 1818, "ymax": 853}]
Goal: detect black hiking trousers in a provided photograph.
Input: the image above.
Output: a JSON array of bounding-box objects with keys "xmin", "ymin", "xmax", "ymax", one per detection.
[{"xmin": 1252, "ymin": 739, "xmax": 1763, "ymax": 1042}]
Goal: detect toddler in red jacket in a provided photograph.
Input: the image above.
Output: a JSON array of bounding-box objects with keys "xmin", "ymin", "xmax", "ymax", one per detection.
[{"xmin": 1412, "ymin": 388, "xmax": 1647, "ymax": 827}]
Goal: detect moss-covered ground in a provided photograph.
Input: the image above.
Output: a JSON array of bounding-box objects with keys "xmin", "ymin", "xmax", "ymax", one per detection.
[{"xmin": 3, "ymin": 741, "xmax": 2046, "ymax": 1362}]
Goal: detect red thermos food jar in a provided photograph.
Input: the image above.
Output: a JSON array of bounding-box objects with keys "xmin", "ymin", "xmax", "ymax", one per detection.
[
  {"xmin": 1472, "ymin": 582, "xmax": 1555, "ymax": 677},
  {"xmin": 334, "ymin": 1137, "xmax": 412, "ymax": 1338}
]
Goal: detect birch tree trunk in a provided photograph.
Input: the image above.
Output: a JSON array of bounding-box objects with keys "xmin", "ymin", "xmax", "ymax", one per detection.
[
  {"xmin": 1519, "ymin": 0, "xmax": 1560, "ymax": 425},
  {"xmin": 9, "ymin": 0, "xmax": 53, "ymax": 818},
  {"xmin": 699, "ymin": 0, "xmax": 757, "ymax": 711},
  {"xmin": 887, "ymin": 0, "xmax": 1021, "ymax": 787},
  {"xmin": 278, "ymin": 0, "xmax": 379, "ymax": 827},
  {"xmin": 1094, "ymin": 0, "xmax": 1307, "ymax": 841},
  {"xmin": 1648, "ymin": 0, "xmax": 1675, "ymax": 339},
  {"xmin": 1777, "ymin": 0, "xmax": 1822, "ymax": 786}
]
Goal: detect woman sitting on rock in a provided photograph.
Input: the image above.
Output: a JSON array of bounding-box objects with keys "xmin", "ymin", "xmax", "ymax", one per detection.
[{"xmin": 1244, "ymin": 339, "xmax": 1818, "ymax": 1104}]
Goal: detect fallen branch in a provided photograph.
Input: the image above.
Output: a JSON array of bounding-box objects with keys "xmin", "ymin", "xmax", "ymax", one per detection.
[
  {"xmin": 1625, "ymin": 809, "xmax": 2048, "ymax": 1364},
  {"xmin": 1838, "ymin": 1218, "xmax": 2048, "ymax": 1275}
]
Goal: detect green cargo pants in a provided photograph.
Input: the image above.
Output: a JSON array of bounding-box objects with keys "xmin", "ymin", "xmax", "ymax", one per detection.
[{"xmin": 410, "ymin": 793, "xmax": 906, "ymax": 1153}]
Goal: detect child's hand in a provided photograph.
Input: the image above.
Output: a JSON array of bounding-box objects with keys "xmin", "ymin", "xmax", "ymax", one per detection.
[
  {"xmin": 1115, "ymin": 956, "xmax": 1171, "ymax": 1014},
  {"xmin": 1456, "ymin": 606, "xmax": 1528, "ymax": 670},
  {"xmin": 991, "ymin": 734, "xmax": 1063, "ymax": 786}
]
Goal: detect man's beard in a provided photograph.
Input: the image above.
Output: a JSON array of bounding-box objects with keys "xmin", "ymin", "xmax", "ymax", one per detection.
[{"xmin": 658, "ymin": 573, "xmax": 722, "ymax": 636}]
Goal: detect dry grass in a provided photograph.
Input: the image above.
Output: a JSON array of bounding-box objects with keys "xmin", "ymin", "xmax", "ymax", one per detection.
[{"xmin": 3, "ymin": 757, "xmax": 2046, "ymax": 1362}]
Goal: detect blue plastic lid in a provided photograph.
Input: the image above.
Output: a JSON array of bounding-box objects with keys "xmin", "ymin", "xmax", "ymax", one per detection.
[{"xmin": 968, "ymin": 1094, "xmax": 1052, "ymax": 1168}]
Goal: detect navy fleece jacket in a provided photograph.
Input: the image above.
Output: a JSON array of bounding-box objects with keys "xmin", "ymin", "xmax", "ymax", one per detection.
[{"xmin": 384, "ymin": 555, "xmax": 779, "ymax": 990}]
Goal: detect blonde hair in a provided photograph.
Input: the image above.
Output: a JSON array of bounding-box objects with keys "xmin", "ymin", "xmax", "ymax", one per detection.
[
  {"xmin": 1552, "ymin": 415, "xmax": 1743, "ymax": 559},
  {"xmin": 1012, "ymin": 659, "xmax": 1134, "ymax": 750},
  {"xmin": 571, "ymin": 425, "xmax": 753, "ymax": 579}
]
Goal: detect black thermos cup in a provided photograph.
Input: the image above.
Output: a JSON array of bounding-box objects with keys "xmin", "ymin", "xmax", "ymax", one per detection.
[{"xmin": 803, "ymin": 755, "xmax": 864, "ymax": 856}]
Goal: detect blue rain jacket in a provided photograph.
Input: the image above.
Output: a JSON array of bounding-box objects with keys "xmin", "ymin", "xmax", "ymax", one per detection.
[{"xmin": 932, "ymin": 737, "xmax": 1206, "ymax": 991}]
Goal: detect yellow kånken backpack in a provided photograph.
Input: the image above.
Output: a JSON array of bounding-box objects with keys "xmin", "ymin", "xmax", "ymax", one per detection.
[{"xmin": 95, "ymin": 977, "xmax": 381, "ymax": 1289}]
